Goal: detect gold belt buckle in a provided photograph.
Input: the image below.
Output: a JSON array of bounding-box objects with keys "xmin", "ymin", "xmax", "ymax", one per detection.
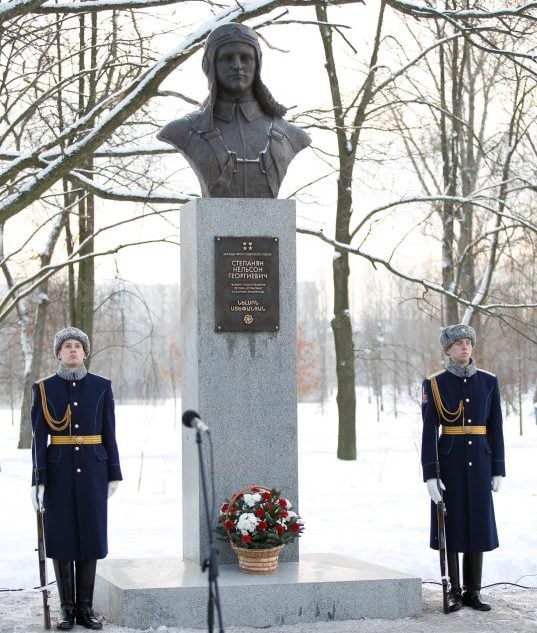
[{"xmin": 75, "ymin": 436, "xmax": 84, "ymax": 445}]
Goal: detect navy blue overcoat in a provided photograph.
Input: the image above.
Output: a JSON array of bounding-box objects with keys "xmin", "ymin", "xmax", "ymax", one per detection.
[
  {"xmin": 421, "ymin": 367, "xmax": 505, "ymax": 553},
  {"xmin": 31, "ymin": 372, "xmax": 122, "ymax": 560}
]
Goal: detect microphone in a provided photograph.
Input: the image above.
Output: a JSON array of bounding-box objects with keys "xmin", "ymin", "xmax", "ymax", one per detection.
[{"xmin": 182, "ymin": 410, "xmax": 210, "ymax": 434}]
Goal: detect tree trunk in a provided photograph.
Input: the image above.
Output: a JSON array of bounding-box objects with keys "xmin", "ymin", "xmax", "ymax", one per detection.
[
  {"xmin": 332, "ymin": 156, "xmax": 357, "ymax": 458},
  {"xmin": 439, "ymin": 34, "xmax": 460, "ymax": 325},
  {"xmin": 18, "ymin": 297, "xmax": 50, "ymax": 449},
  {"xmin": 74, "ymin": 11, "xmax": 97, "ymax": 357}
]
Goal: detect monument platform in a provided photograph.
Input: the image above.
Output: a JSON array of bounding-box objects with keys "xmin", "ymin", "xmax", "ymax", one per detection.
[{"xmin": 94, "ymin": 553, "xmax": 422, "ymax": 628}]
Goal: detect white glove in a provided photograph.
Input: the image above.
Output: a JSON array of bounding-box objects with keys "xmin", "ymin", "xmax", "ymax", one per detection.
[
  {"xmin": 31, "ymin": 485, "xmax": 45, "ymax": 512},
  {"xmin": 426, "ymin": 478, "xmax": 445, "ymax": 504},
  {"xmin": 491, "ymin": 476, "xmax": 503, "ymax": 492},
  {"xmin": 108, "ymin": 481, "xmax": 119, "ymax": 498}
]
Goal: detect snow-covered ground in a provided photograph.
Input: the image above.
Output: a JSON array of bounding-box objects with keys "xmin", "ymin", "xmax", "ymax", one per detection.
[{"xmin": 1, "ymin": 391, "xmax": 536, "ymax": 631}]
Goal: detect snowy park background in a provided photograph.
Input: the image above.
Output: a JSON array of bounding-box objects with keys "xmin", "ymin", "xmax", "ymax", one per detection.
[{"xmin": 2, "ymin": 389, "xmax": 536, "ymax": 597}]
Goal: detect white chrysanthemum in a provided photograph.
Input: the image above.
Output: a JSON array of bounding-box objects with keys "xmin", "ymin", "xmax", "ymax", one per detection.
[
  {"xmin": 237, "ymin": 513, "xmax": 259, "ymax": 535},
  {"xmin": 243, "ymin": 493, "xmax": 261, "ymax": 507},
  {"xmin": 287, "ymin": 511, "xmax": 298, "ymax": 520}
]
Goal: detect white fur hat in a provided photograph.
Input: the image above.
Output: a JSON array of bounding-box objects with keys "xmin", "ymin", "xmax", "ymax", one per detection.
[
  {"xmin": 54, "ymin": 327, "xmax": 90, "ymax": 357},
  {"xmin": 440, "ymin": 324, "xmax": 476, "ymax": 353}
]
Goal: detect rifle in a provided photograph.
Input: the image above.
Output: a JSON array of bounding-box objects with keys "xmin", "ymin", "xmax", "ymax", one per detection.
[
  {"xmin": 435, "ymin": 461, "xmax": 449, "ymax": 614},
  {"xmin": 430, "ymin": 376, "xmax": 456, "ymax": 614},
  {"xmin": 36, "ymin": 506, "xmax": 51, "ymax": 629},
  {"xmin": 33, "ymin": 451, "xmax": 51, "ymax": 630}
]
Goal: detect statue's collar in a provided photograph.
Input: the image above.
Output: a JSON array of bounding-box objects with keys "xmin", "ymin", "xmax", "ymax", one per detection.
[{"xmin": 213, "ymin": 99, "xmax": 265, "ymax": 123}]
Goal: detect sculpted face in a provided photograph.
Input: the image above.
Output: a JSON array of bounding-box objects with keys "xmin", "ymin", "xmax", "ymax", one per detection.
[{"xmin": 215, "ymin": 42, "xmax": 257, "ymax": 99}]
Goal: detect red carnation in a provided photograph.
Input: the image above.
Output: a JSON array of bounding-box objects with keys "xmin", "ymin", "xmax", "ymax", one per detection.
[
  {"xmin": 290, "ymin": 523, "xmax": 301, "ymax": 533},
  {"xmin": 241, "ymin": 534, "xmax": 252, "ymax": 544},
  {"xmin": 255, "ymin": 508, "xmax": 265, "ymax": 518},
  {"xmin": 261, "ymin": 492, "xmax": 271, "ymax": 500},
  {"xmin": 278, "ymin": 499, "xmax": 287, "ymax": 508},
  {"xmin": 220, "ymin": 503, "xmax": 229, "ymax": 513},
  {"xmin": 280, "ymin": 510, "xmax": 288, "ymax": 518},
  {"xmin": 258, "ymin": 520, "xmax": 268, "ymax": 531},
  {"xmin": 224, "ymin": 519, "xmax": 234, "ymax": 531},
  {"xmin": 276, "ymin": 524, "xmax": 285, "ymax": 535}
]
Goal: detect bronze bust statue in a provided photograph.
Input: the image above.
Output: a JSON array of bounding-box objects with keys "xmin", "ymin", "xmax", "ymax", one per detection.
[{"xmin": 157, "ymin": 23, "xmax": 311, "ymax": 198}]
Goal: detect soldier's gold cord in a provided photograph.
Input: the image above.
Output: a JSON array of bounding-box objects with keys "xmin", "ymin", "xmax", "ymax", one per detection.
[
  {"xmin": 430, "ymin": 377, "xmax": 464, "ymax": 423},
  {"xmin": 39, "ymin": 381, "xmax": 72, "ymax": 432}
]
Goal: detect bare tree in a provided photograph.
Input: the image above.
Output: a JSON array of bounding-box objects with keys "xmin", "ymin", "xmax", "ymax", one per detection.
[
  {"xmin": 1, "ymin": 0, "xmax": 536, "ymax": 454},
  {"xmin": 389, "ymin": 10, "xmax": 537, "ymax": 333}
]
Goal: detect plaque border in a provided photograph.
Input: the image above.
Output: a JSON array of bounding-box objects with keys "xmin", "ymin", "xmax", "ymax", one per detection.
[{"xmin": 214, "ymin": 235, "xmax": 280, "ymax": 333}]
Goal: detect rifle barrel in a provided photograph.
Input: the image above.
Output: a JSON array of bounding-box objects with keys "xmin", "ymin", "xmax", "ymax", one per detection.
[{"xmin": 37, "ymin": 511, "xmax": 51, "ymax": 629}]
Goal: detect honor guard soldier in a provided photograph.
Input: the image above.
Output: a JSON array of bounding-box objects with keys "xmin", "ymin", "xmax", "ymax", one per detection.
[
  {"xmin": 31, "ymin": 327, "xmax": 122, "ymax": 630},
  {"xmin": 421, "ymin": 324, "xmax": 505, "ymax": 612}
]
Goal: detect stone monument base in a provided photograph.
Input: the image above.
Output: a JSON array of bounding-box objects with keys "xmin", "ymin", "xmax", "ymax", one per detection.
[{"xmin": 94, "ymin": 554, "xmax": 421, "ymax": 628}]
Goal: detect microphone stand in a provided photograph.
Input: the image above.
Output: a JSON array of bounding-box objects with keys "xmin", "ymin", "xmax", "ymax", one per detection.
[{"xmin": 195, "ymin": 429, "xmax": 225, "ymax": 633}]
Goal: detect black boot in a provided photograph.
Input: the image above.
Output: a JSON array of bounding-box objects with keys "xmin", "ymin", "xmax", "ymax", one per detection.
[
  {"xmin": 446, "ymin": 551, "xmax": 462, "ymax": 612},
  {"xmin": 53, "ymin": 560, "xmax": 75, "ymax": 630},
  {"xmin": 462, "ymin": 552, "xmax": 491, "ymax": 611},
  {"xmin": 75, "ymin": 560, "xmax": 103, "ymax": 629}
]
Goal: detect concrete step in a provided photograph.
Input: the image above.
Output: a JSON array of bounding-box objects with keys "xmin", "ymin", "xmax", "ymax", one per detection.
[{"xmin": 95, "ymin": 553, "xmax": 422, "ymax": 629}]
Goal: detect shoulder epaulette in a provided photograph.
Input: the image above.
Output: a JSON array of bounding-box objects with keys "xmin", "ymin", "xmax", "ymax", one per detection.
[
  {"xmin": 427, "ymin": 369, "xmax": 446, "ymax": 380},
  {"xmin": 478, "ymin": 368, "xmax": 496, "ymax": 377},
  {"xmin": 87, "ymin": 372, "xmax": 111, "ymax": 383},
  {"xmin": 37, "ymin": 374, "xmax": 56, "ymax": 384}
]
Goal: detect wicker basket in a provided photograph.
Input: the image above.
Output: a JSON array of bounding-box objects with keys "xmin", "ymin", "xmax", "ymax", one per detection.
[
  {"xmin": 231, "ymin": 543, "xmax": 283, "ymax": 574},
  {"xmin": 225, "ymin": 485, "xmax": 284, "ymax": 574}
]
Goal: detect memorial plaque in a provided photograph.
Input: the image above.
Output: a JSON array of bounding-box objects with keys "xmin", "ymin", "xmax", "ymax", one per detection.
[{"xmin": 215, "ymin": 236, "xmax": 279, "ymax": 332}]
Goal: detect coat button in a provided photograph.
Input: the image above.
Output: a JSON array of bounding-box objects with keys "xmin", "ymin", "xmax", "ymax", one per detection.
[
  {"xmin": 463, "ymin": 379, "xmax": 467, "ymax": 382},
  {"xmin": 465, "ymin": 398, "xmax": 470, "ymax": 402},
  {"xmin": 76, "ymin": 468, "xmax": 81, "ymax": 473},
  {"xmin": 468, "ymin": 440, "xmax": 472, "ymax": 446},
  {"xmin": 74, "ymin": 424, "xmax": 79, "ymax": 429},
  {"xmin": 75, "ymin": 446, "xmax": 80, "ymax": 451},
  {"xmin": 72, "ymin": 382, "xmax": 76, "ymax": 386},
  {"xmin": 73, "ymin": 402, "xmax": 78, "ymax": 406},
  {"xmin": 468, "ymin": 462, "xmax": 473, "ymax": 467},
  {"xmin": 467, "ymin": 419, "xmax": 472, "ymax": 423}
]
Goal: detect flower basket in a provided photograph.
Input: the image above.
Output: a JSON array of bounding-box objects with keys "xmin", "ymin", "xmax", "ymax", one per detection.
[
  {"xmin": 231, "ymin": 543, "xmax": 283, "ymax": 574},
  {"xmin": 216, "ymin": 485, "xmax": 304, "ymax": 574}
]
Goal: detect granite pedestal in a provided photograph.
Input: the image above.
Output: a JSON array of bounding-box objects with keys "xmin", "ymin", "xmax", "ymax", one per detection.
[
  {"xmin": 95, "ymin": 554, "xmax": 422, "ymax": 628},
  {"xmin": 180, "ymin": 198, "xmax": 298, "ymax": 564}
]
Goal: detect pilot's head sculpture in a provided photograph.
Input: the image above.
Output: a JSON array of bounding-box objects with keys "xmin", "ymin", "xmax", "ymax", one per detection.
[{"xmin": 157, "ymin": 22, "xmax": 311, "ymax": 198}]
